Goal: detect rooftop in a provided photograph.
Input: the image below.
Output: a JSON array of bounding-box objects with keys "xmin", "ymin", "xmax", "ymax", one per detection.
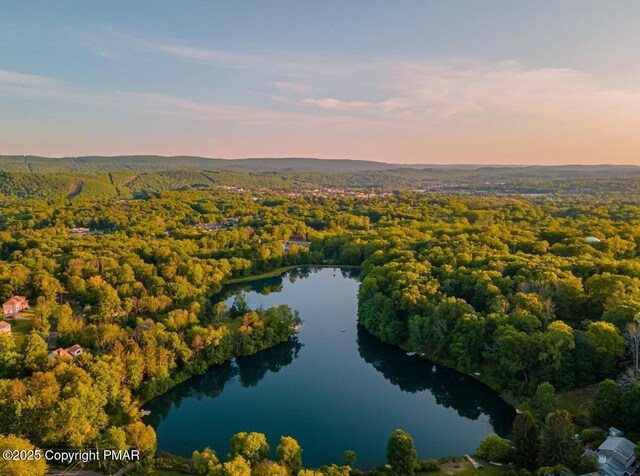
[{"xmin": 599, "ymin": 437, "xmax": 636, "ymax": 461}]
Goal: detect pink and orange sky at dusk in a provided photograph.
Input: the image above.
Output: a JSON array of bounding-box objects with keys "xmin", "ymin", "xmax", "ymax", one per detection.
[{"xmin": 2, "ymin": 2, "xmax": 640, "ymax": 165}]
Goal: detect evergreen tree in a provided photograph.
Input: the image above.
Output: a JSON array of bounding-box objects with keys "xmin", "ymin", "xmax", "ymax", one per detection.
[
  {"xmin": 538, "ymin": 410, "xmax": 580, "ymax": 470},
  {"xmin": 386, "ymin": 429, "xmax": 417, "ymax": 476},
  {"xmin": 511, "ymin": 411, "xmax": 539, "ymax": 468}
]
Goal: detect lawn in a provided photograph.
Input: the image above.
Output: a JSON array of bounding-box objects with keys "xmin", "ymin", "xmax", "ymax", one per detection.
[
  {"xmin": 7, "ymin": 318, "xmax": 33, "ymax": 348},
  {"xmin": 150, "ymin": 471, "xmax": 193, "ymax": 476},
  {"xmin": 420, "ymin": 460, "xmax": 515, "ymax": 476},
  {"xmin": 557, "ymin": 386, "xmax": 596, "ymax": 427}
]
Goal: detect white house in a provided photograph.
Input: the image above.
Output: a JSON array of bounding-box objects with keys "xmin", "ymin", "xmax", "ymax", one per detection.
[
  {"xmin": 3, "ymin": 296, "xmax": 29, "ymax": 317},
  {"xmin": 584, "ymin": 428, "xmax": 637, "ymax": 476}
]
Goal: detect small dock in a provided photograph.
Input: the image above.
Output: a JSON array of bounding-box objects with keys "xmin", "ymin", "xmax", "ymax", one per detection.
[{"xmin": 465, "ymin": 454, "xmax": 484, "ymax": 469}]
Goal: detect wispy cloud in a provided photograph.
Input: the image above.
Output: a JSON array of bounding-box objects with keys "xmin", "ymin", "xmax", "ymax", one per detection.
[
  {"xmin": 0, "ymin": 71, "xmax": 345, "ymax": 126},
  {"xmin": 97, "ymin": 29, "xmax": 360, "ymax": 78},
  {"xmin": 301, "ymin": 97, "xmax": 408, "ymax": 113},
  {"xmin": 93, "ymin": 31, "xmax": 640, "ymax": 126},
  {"xmin": 275, "ymin": 82, "xmax": 311, "ymax": 95},
  {"xmin": 0, "ymin": 69, "xmax": 54, "ymax": 86},
  {"xmin": 293, "ymin": 59, "xmax": 640, "ymax": 125}
]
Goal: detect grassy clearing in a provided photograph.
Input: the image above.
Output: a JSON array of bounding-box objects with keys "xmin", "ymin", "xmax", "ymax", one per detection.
[
  {"xmin": 557, "ymin": 385, "xmax": 596, "ymax": 426},
  {"xmin": 8, "ymin": 318, "xmax": 33, "ymax": 347},
  {"xmin": 420, "ymin": 460, "xmax": 514, "ymax": 476}
]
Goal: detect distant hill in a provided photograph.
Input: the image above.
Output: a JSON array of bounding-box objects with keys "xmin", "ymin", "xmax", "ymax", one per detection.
[
  {"xmin": 1, "ymin": 155, "xmax": 640, "ymax": 199},
  {"xmin": 0, "ymin": 155, "xmax": 418, "ymax": 173},
  {"xmin": 2, "ymin": 154, "xmax": 639, "ymax": 176}
]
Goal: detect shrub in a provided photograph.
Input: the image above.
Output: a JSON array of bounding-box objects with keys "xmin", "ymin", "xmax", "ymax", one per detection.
[
  {"xmin": 580, "ymin": 428, "xmax": 606, "ymax": 447},
  {"xmin": 476, "ymin": 435, "xmax": 514, "ymax": 463},
  {"xmin": 415, "ymin": 459, "xmax": 440, "ymax": 472}
]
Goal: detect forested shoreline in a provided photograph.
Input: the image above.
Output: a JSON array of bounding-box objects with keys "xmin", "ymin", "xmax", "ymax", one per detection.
[{"xmin": 0, "ymin": 182, "xmax": 639, "ymax": 474}]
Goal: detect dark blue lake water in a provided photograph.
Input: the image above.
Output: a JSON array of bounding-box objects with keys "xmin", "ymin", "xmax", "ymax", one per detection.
[{"xmin": 145, "ymin": 267, "xmax": 515, "ymax": 469}]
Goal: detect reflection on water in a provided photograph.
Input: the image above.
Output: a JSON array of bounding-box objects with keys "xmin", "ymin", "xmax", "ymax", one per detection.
[
  {"xmin": 146, "ymin": 267, "xmax": 514, "ymax": 468},
  {"xmin": 215, "ymin": 266, "xmax": 361, "ymax": 303},
  {"xmin": 356, "ymin": 327, "xmax": 513, "ymax": 436},
  {"xmin": 145, "ymin": 339, "xmax": 303, "ymax": 427}
]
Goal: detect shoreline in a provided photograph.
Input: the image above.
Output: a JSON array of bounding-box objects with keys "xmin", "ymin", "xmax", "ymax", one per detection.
[{"xmin": 224, "ymin": 263, "xmax": 361, "ymax": 284}]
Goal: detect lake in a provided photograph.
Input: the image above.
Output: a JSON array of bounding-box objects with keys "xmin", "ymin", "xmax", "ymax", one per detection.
[{"xmin": 145, "ymin": 267, "xmax": 515, "ymax": 469}]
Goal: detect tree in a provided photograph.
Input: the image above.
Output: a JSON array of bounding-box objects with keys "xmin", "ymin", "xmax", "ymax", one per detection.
[
  {"xmin": 591, "ymin": 379, "xmax": 623, "ymax": 428},
  {"xmin": 344, "ymin": 449, "xmax": 357, "ymax": 467},
  {"xmin": 0, "ymin": 334, "xmax": 21, "ymax": 377},
  {"xmin": 538, "ymin": 410, "xmax": 580, "ymax": 469},
  {"xmin": 624, "ymin": 319, "xmax": 640, "ymax": 379},
  {"xmin": 511, "ymin": 411, "xmax": 539, "ymax": 468},
  {"xmin": 221, "ymin": 455, "xmax": 251, "ymax": 476},
  {"xmin": 475, "ymin": 435, "xmax": 513, "ymax": 463},
  {"xmin": 23, "ymin": 333, "xmax": 49, "ymax": 372},
  {"xmin": 0, "ymin": 434, "xmax": 47, "ymax": 476},
  {"xmin": 253, "ymin": 461, "xmax": 288, "ymax": 476},
  {"xmin": 386, "ymin": 429, "xmax": 417, "ymax": 476},
  {"xmin": 276, "ymin": 436, "xmax": 302, "ymax": 474},
  {"xmin": 539, "ymin": 321, "xmax": 574, "ymax": 380},
  {"xmin": 528, "ymin": 382, "xmax": 557, "ymax": 420},
  {"xmin": 229, "ymin": 432, "xmax": 270, "ymax": 467},
  {"xmin": 192, "ymin": 448, "xmax": 220, "ymax": 475},
  {"xmin": 100, "ymin": 426, "xmax": 129, "ymax": 474},
  {"xmin": 126, "ymin": 422, "xmax": 156, "ymax": 462},
  {"xmin": 586, "ymin": 321, "xmax": 624, "ymax": 378}
]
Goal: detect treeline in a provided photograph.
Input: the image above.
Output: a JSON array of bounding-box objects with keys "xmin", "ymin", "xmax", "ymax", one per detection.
[{"xmin": 4, "ymin": 165, "xmax": 640, "ymax": 199}]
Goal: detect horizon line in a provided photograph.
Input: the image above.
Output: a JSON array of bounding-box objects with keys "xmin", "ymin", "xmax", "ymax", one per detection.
[{"xmin": 2, "ymin": 153, "xmax": 639, "ymax": 168}]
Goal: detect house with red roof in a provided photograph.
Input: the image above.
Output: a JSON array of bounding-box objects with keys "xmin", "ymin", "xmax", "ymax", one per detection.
[
  {"xmin": 48, "ymin": 344, "xmax": 83, "ymax": 360},
  {"xmin": 0, "ymin": 321, "xmax": 11, "ymax": 335},
  {"xmin": 48, "ymin": 348, "xmax": 73, "ymax": 359}
]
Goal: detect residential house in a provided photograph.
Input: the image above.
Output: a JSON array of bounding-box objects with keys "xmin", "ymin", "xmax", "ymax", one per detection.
[
  {"xmin": 584, "ymin": 428, "xmax": 638, "ymax": 476},
  {"xmin": 3, "ymin": 296, "xmax": 29, "ymax": 317},
  {"xmin": 0, "ymin": 321, "xmax": 11, "ymax": 335},
  {"xmin": 68, "ymin": 227, "xmax": 91, "ymax": 235},
  {"xmin": 48, "ymin": 344, "xmax": 83, "ymax": 360},
  {"xmin": 48, "ymin": 348, "xmax": 73, "ymax": 359},
  {"xmin": 282, "ymin": 235, "xmax": 311, "ymax": 253},
  {"xmin": 66, "ymin": 344, "xmax": 83, "ymax": 359},
  {"xmin": 196, "ymin": 222, "xmax": 226, "ymax": 231}
]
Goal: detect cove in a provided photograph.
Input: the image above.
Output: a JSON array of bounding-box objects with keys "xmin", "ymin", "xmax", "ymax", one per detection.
[{"xmin": 144, "ymin": 267, "xmax": 516, "ymax": 469}]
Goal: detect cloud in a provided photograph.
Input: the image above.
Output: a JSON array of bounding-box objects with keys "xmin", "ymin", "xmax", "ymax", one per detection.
[
  {"xmin": 275, "ymin": 82, "xmax": 311, "ymax": 95},
  {"xmin": 290, "ymin": 59, "xmax": 640, "ymax": 126},
  {"xmin": 0, "ymin": 69, "xmax": 54, "ymax": 86},
  {"xmin": 0, "ymin": 75, "xmax": 346, "ymax": 127},
  {"xmin": 99, "ymin": 30, "xmax": 356, "ymax": 78},
  {"xmin": 89, "ymin": 31, "xmax": 640, "ymax": 126},
  {"xmin": 301, "ymin": 97, "xmax": 407, "ymax": 113}
]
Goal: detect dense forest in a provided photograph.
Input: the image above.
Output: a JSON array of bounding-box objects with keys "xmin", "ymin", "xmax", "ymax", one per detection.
[{"xmin": 0, "ymin": 170, "xmax": 639, "ymax": 474}]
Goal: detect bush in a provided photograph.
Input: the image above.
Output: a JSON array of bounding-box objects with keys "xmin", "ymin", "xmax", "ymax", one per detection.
[
  {"xmin": 580, "ymin": 428, "xmax": 606, "ymax": 447},
  {"xmin": 153, "ymin": 453, "xmax": 196, "ymax": 473},
  {"xmin": 476, "ymin": 435, "xmax": 514, "ymax": 463},
  {"xmin": 415, "ymin": 459, "xmax": 440, "ymax": 472},
  {"xmin": 536, "ymin": 465, "xmax": 571, "ymax": 476}
]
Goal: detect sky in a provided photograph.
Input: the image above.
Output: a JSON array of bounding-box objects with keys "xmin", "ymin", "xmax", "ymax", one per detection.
[{"xmin": 2, "ymin": 1, "xmax": 640, "ymax": 165}]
